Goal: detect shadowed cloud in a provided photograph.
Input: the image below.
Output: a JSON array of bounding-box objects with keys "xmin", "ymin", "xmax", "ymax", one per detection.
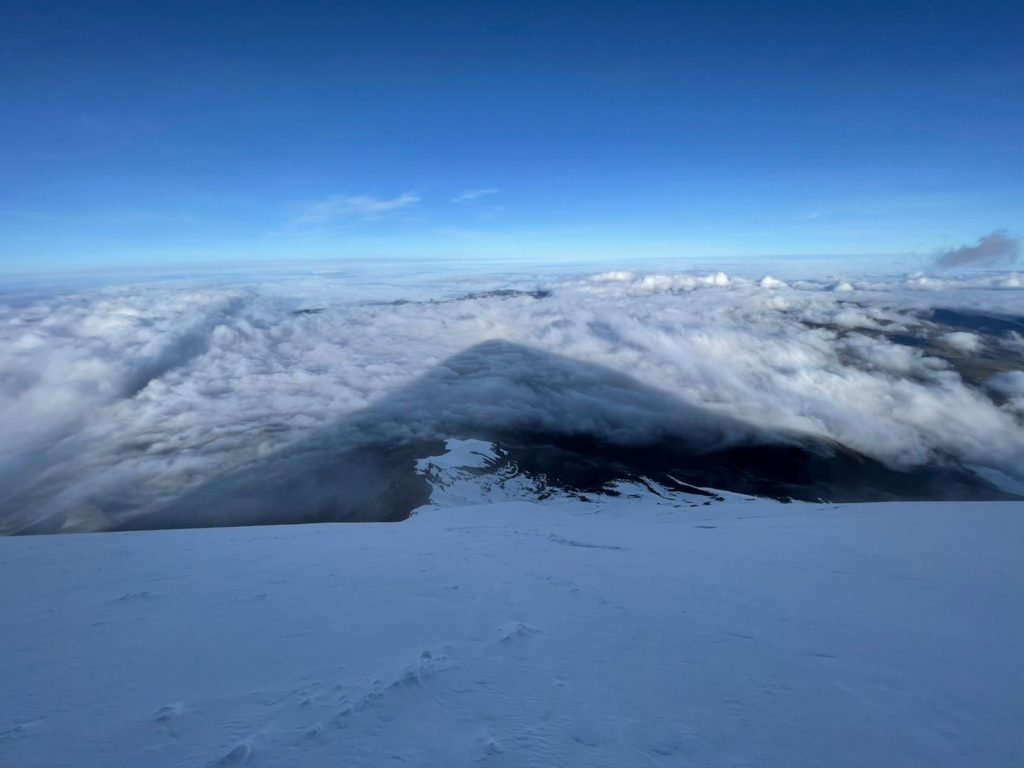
[
  {"xmin": 17, "ymin": 340, "xmax": 1003, "ymax": 534},
  {"xmin": 934, "ymin": 230, "xmax": 1020, "ymax": 269}
]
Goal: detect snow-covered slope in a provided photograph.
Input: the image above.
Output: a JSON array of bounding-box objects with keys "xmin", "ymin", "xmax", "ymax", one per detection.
[
  {"xmin": 415, "ymin": 437, "xmax": 721, "ymax": 507},
  {"xmin": 3, "ymin": 495, "xmax": 1022, "ymax": 767}
]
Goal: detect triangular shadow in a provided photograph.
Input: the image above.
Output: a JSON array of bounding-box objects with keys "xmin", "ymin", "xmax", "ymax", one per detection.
[{"xmin": 113, "ymin": 339, "xmax": 1014, "ymax": 531}]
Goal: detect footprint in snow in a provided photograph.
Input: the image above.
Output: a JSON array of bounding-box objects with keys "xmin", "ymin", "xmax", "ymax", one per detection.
[
  {"xmin": 212, "ymin": 741, "xmax": 253, "ymax": 766},
  {"xmin": 153, "ymin": 701, "xmax": 185, "ymax": 737},
  {"xmin": 497, "ymin": 621, "xmax": 541, "ymax": 642},
  {"xmin": 154, "ymin": 701, "xmax": 184, "ymax": 723},
  {"xmin": 478, "ymin": 728, "xmax": 504, "ymax": 757}
]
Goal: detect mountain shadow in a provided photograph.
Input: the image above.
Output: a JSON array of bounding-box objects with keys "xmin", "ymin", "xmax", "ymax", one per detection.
[{"xmin": 100, "ymin": 339, "xmax": 1016, "ymax": 533}]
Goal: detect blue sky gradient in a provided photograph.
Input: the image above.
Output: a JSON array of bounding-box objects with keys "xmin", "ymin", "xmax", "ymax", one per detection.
[{"xmin": 2, "ymin": 0, "xmax": 1022, "ymax": 271}]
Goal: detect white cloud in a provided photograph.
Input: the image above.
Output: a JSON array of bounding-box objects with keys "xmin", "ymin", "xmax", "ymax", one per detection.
[
  {"xmin": 1, "ymin": 269, "xmax": 1022, "ymax": 532},
  {"xmin": 938, "ymin": 331, "xmax": 983, "ymax": 354},
  {"xmin": 452, "ymin": 188, "xmax": 500, "ymax": 203},
  {"xmin": 290, "ymin": 192, "xmax": 420, "ymax": 226}
]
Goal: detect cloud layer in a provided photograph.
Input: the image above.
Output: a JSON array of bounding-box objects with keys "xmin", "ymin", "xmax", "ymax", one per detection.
[{"xmin": 1, "ymin": 267, "xmax": 1022, "ymax": 531}]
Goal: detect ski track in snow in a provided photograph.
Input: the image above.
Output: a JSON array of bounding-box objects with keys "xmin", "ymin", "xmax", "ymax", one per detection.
[{"xmin": 2, "ymin": 496, "xmax": 1023, "ymax": 767}]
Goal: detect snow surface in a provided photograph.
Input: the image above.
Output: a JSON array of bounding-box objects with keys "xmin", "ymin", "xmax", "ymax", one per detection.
[
  {"xmin": 416, "ymin": 438, "xmax": 579, "ymax": 506},
  {"xmin": 3, "ymin": 494, "xmax": 1023, "ymax": 767}
]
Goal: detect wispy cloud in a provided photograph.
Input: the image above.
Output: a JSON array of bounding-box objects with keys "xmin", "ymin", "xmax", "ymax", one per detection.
[
  {"xmin": 452, "ymin": 188, "xmax": 500, "ymax": 203},
  {"xmin": 934, "ymin": 230, "xmax": 1020, "ymax": 269},
  {"xmin": 290, "ymin": 193, "xmax": 420, "ymax": 227}
]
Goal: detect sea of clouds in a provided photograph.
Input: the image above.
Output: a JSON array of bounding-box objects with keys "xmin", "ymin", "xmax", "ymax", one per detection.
[{"xmin": 1, "ymin": 267, "xmax": 1022, "ymax": 532}]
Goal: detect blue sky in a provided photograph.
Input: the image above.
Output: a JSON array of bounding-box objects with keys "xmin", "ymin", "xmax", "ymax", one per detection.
[{"xmin": 2, "ymin": 0, "xmax": 1022, "ymax": 272}]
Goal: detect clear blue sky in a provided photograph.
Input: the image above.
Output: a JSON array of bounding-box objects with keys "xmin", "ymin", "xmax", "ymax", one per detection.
[{"xmin": 2, "ymin": 0, "xmax": 1022, "ymax": 272}]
